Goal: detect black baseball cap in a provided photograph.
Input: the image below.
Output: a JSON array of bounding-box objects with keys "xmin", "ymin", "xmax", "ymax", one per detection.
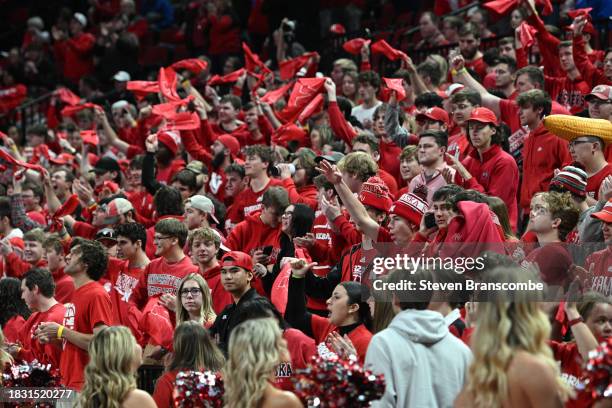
[{"xmin": 90, "ymin": 157, "xmax": 120, "ymax": 175}]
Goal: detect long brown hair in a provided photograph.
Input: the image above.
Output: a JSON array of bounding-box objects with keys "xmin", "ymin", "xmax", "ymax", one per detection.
[{"xmin": 168, "ymin": 321, "xmax": 225, "ymax": 373}]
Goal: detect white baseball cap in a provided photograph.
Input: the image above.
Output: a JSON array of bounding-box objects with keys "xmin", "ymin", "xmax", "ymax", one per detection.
[
  {"xmin": 113, "ymin": 71, "xmax": 131, "ymax": 82},
  {"xmin": 73, "ymin": 13, "xmax": 87, "ymax": 27},
  {"xmin": 187, "ymin": 195, "xmax": 219, "ymax": 224}
]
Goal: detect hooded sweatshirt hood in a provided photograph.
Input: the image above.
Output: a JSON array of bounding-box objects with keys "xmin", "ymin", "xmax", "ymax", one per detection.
[{"xmin": 387, "ymin": 309, "xmax": 448, "ymax": 344}]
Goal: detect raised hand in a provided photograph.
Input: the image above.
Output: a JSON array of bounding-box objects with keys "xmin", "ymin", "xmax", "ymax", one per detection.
[{"xmin": 315, "ymin": 160, "xmax": 342, "ymax": 184}]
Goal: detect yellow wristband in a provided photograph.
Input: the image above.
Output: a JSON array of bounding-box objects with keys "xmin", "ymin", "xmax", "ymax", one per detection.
[{"xmin": 57, "ymin": 325, "xmax": 64, "ymax": 339}]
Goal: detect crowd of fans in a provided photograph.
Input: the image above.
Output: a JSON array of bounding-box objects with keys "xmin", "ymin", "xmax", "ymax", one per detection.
[{"xmin": 0, "ymin": 0, "xmax": 611, "ymax": 407}]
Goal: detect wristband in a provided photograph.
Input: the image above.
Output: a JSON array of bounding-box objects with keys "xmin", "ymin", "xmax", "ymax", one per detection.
[
  {"xmin": 57, "ymin": 325, "xmax": 64, "ymax": 339},
  {"xmin": 568, "ymin": 317, "xmax": 584, "ymax": 328},
  {"xmin": 451, "ymin": 68, "xmax": 467, "ymax": 76},
  {"xmin": 291, "ymin": 273, "xmax": 305, "ymax": 279}
]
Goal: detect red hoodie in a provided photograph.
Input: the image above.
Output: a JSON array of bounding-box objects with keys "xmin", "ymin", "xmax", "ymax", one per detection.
[
  {"xmin": 225, "ymin": 212, "xmax": 282, "ymax": 261},
  {"xmin": 456, "ymin": 145, "xmax": 519, "ymax": 231},
  {"xmin": 520, "ymin": 123, "xmax": 572, "ymax": 211},
  {"xmin": 282, "ymin": 179, "xmax": 318, "ymax": 210}
]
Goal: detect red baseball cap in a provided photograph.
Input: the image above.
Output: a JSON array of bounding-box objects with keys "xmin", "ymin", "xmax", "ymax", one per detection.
[
  {"xmin": 221, "ymin": 251, "xmax": 253, "ymax": 271},
  {"xmin": 591, "ymin": 199, "xmax": 612, "ymax": 223},
  {"xmin": 217, "ymin": 134, "xmax": 241, "ymax": 158},
  {"xmin": 416, "ymin": 107, "xmax": 449, "ymax": 126},
  {"xmin": 585, "ymin": 85, "xmax": 612, "ymax": 102},
  {"xmin": 468, "ymin": 107, "xmax": 498, "ymax": 125}
]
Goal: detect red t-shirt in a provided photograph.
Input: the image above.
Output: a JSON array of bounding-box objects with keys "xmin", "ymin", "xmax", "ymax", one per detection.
[
  {"xmin": 587, "ymin": 164, "xmax": 612, "ymax": 200},
  {"xmin": 3, "ymin": 315, "xmax": 26, "ymax": 344},
  {"xmin": 550, "ymin": 341, "xmax": 592, "ymax": 408},
  {"xmin": 227, "ymin": 178, "xmax": 285, "ymax": 224},
  {"xmin": 72, "ymin": 221, "xmax": 98, "ymax": 240},
  {"xmin": 152, "ymin": 369, "xmax": 179, "ymax": 408},
  {"xmin": 52, "ymin": 267, "xmax": 75, "ymax": 304},
  {"xmin": 465, "ymin": 57, "xmax": 487, "ymax": 81},
  {"xmin": 274, "ymin": 328, "xmax": 316, "ymax": 391},
  {"xmin": 585, "ymin": 247, "xmax": 611, "ymax": 297},
  {"xmin": 156, "ymin": 159, "xmax": 186, "ymax": 184},
  {"xmin": 18, "ymin": 303, "xmax": 66, "ymax": 367},
  {"xmin": 106, "ymin": 258, "xmax": 146, "ymax": 340},
  {"xmin": 60, "ymin": 281, "xmax": 113, "ymax": 390},
  {"xmin": 130, "ymin": 255, "xmax": 199, "ymax": 309}
]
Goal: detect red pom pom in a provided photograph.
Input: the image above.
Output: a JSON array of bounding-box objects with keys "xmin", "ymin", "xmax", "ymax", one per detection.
[
  {"xmin": 292, "ymin": 354, "xmax": 385, "ymax": 407},
  {"xmin": 582, "ymin": 337, "xmax": 612, "ymax": 400},
  {"xmin": 173, "ymin": 371, "xmax": 224, "ymax": 408}
]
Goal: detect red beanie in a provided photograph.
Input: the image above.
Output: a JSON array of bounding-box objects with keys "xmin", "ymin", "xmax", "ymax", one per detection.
[
  {"xmin": 389, "ymin": 192, "xmax": 429, "ymax": 227},
  {"xmin": 359, "ymin": 177, "xmax": 393, "ymax": 213},
  {"xmin": 217, "ymin": 134, "xmax": 241, "ymax": 158},
  {"xmin": 157, "ymin": 131, "xmax": 179, "ymax": 155}
]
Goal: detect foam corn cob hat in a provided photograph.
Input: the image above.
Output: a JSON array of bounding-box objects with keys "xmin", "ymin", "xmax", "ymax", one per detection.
[{"xmin": 544, "ymin": 115, "xmax": 612, "ymax": 144}]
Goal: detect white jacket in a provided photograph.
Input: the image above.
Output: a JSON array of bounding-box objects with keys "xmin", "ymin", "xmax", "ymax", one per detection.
[{"xmin": 365, "ymin": 309, "xmax": 472, "ymax": 408}]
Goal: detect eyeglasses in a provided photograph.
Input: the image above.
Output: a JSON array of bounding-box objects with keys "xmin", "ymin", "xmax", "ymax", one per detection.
[
  {"xmin": 153, "ymin": 235, "xmax": 173, "ymax": 243},
  {"xmin": 180, "ymin": 287, "xmax": 202, "ymax": 297},
  {"xmin": 282, "ymin": 211, "xmax": 294, "ymax": 218},
  {"xmin": 569, "ymin": 139, "xmax": 593, "ymax": 148}
]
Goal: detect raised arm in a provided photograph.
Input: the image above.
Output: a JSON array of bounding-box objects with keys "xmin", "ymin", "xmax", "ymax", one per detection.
[
  {"xmin": 451, "ymin": 53, "xmax": 501, "ymax": 118},
  {"xmin": 316, "ymin": 160, "xmax": 380, "ymax": 241}
]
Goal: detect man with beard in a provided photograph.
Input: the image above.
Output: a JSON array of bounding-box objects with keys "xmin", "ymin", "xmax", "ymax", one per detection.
[
  {"xmin": 457, "ymin": 23, "xmax": 487, "ymax": 81},
  {"xmin": 188, "ymin": 227, "xmax": 232, "ymax": 313},
  {"xmin": 35, "ymin": 239, "xmax": 112, "ymax": 391},
  {"xmin": 415, "ymin": 12, "xmax": 449, "ymax": 50},
  {"xmin": 491, "ymin": 56, "xmax": 517, "ymax": 99},
  {"xmin": 144, "ymin": 131, "xmax": 185, "ymax": 185},
  {"xmin": 0, "ymin": 228, "xmax": 46, "ymax": 279}
]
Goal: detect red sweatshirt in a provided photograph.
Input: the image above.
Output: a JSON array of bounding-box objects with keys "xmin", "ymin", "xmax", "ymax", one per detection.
[
  {"xmin": 456, "ymin": 145, "xmax": 519, "ymax": 231},
  {"xmin": 274, "ymin": 328, "xmax": 316, "ymax": 391},
  {"xmin": 282, "ymin": 179, "xmax": 318, "ymax": 210},
  {"xmin": 207, "ymin": 14, "xmax": 241, "ymax": 55},
  {"xmin": 130, "ymin": 255, "xmax": 199, "ymax": 309},
  {"xmin": 573, "ymin": 34, "xmax": 611, "ymax": 87},
  {"xmin": 3, "ymin": 315, "xmax": 26, "ymax": 344},
  {"xmin": 53, "ymin": 32, "xmax": 95, "ymax": 83},
  {"xmin": 17, "ymin": 303, "xmax": 66, "ymax": 367},
  {"xmin": 311, "ymin": 318, "xmax": 372, "ymax": 363},
  {"xmin": 520, "ymin": 123, "xmax": 572, "ymax": 211},
  {"xmin": 544, "ymin": 74, "xmax": 590, "ymax": 114},
  {"xmin": 225, "ymin": 213, "xmax": 282, "ymax": 261}
]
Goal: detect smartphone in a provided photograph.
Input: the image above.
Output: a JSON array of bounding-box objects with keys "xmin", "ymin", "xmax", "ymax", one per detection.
[
  {"xmin": 424, "ymin": 213, "xmax": 437, "ymax": 229},
  {"xmin": 262, "ymin": 246, "xmax": 273, "ymax": 256}
]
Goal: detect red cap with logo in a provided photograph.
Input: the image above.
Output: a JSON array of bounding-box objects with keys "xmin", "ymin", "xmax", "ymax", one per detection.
[
  {"xmin": 591, "ymin": 199, "xmax": 612, "ymax": 223},
  {"xmin": 358, "ymin": 176, "xmax": 393, "ymax": 213},
  {"xmin": 468, "ymin": 107, "xmax": 498, "ymax": 125},
  {"xmin": 221, "ymin": 251, "xmax": 253, "ymax": 271},
  {"xmin": 416, "ymin": 107, "xmax": 449, "ymax": 126}
]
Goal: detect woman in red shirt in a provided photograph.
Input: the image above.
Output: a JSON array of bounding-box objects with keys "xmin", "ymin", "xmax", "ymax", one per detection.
[
  {"xmin": 285, "ymin": 259, "xmax": 373, "ymax": 363},
  {"xmin": 152, "ymin": 322, "xmax": 225, "ymax": 408},
  {"xmin": 174, "ymin": 273, "xmax": 216, "ymax": 329}
]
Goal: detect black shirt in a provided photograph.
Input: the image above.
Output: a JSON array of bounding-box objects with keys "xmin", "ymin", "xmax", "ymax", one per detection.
[{"xmin": 209, "ymin": 287, "xmax": 262, "ymax": 354}]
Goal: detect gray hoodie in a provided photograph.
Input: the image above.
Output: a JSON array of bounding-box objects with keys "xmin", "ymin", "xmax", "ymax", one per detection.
[{"xmin": 365, "ymin": 309, "xmax": 472, "ymax": 408}]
